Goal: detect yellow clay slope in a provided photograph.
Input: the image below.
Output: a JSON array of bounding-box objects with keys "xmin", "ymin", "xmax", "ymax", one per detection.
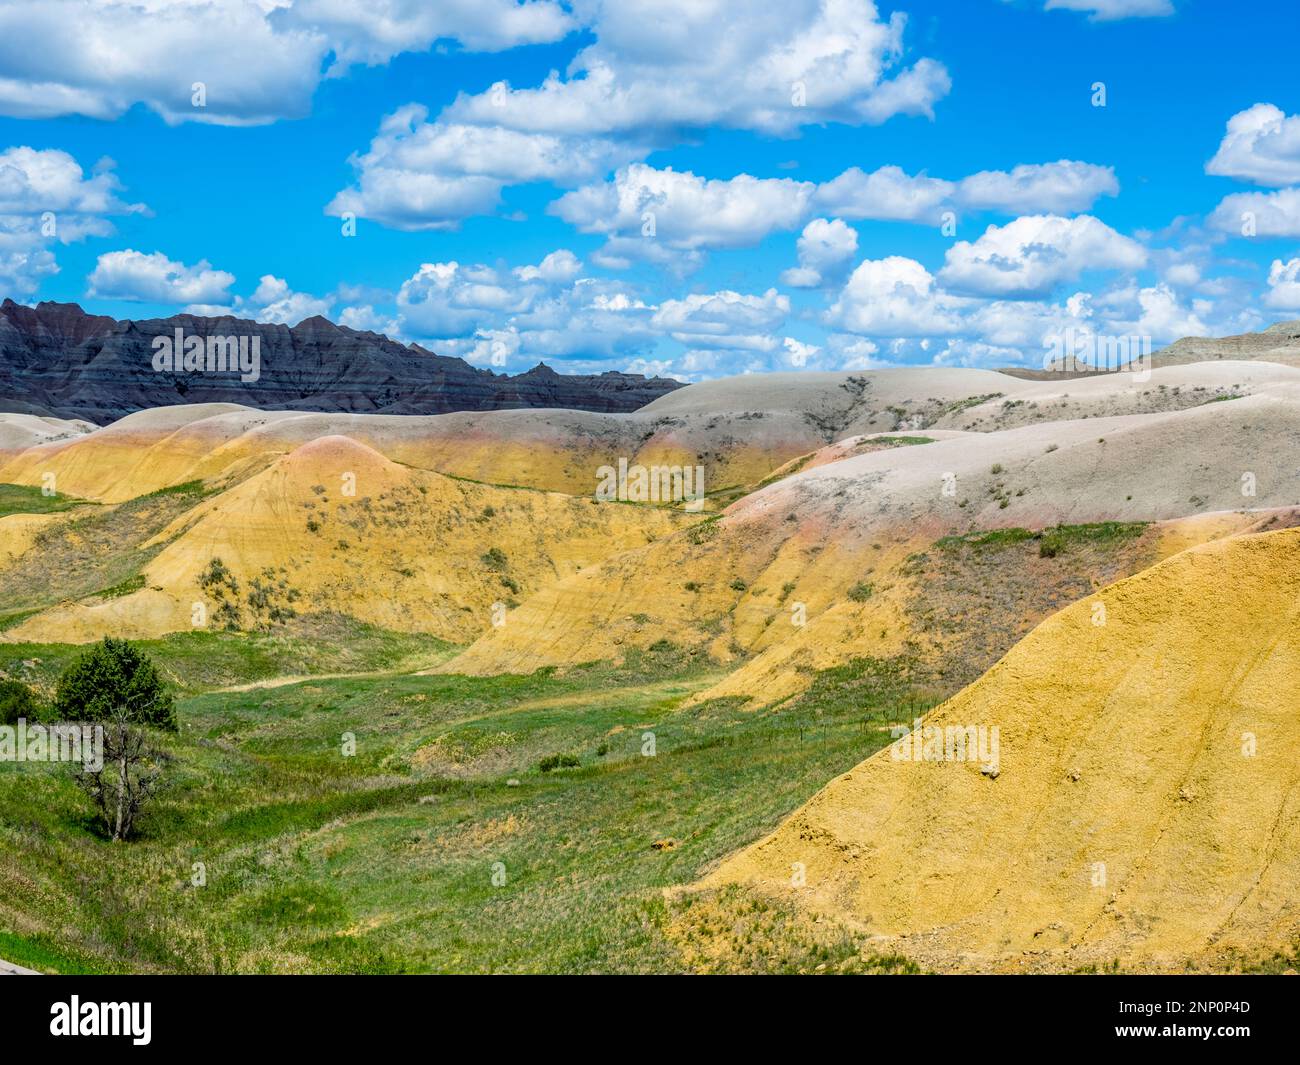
[
  {"xmin": 3, "ymin": 435, "xmax": 686, "ymax": 644},
  {"xmin": 697, "ymin": 527, "xmax": 1300, "ymax": 972}
]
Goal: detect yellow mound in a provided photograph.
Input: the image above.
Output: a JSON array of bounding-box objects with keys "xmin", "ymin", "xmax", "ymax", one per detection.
[
  {"xmin": 695, "ymin": 527, "xmax": 1300, "ymax": 972},
  {"xmin": 0, "ymin": 406, "xmax": 820, "ymax": 507},
  {"xmin": 0, "ymin": 404, "xmax": 258, "ymax": 502},
  {"xmin": 3, "ymin": 435, "xmax": 687, "ymax": 644}
]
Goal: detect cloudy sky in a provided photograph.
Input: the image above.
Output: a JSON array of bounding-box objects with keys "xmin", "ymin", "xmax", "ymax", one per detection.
[{"xmin": 1, "ymin": 0, "xmax": 1297, "ymax": 378}]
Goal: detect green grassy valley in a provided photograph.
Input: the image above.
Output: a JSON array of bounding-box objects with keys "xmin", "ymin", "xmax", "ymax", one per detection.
[{"xmin": 0, "ymin": 638, "xmax": 923, "ymax": 974}]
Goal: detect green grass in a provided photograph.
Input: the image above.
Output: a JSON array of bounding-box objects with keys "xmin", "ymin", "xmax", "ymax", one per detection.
[
  {"xmin": 780, "ymin": 654, "xmax": 941, "ymax": 722},
  {"xmin": 134, "ymin": 479, "xmax": 208, "ymax": 500},
  {"xmin": 0, "ymin": 482, "xmax": 90, "ymax": 518},
  {"xmin": 752, "ymin": 452, "xmax": 813, "ymax": 490},
  {"xmin": 936, "ymin": 521, "xmax": 1149, "ymax": 552},
  {"xmin": 684, "ymin": 513, "xmax": 723, "ymax": 544},
  {"xmin": 869, "ymin": 435, "xmax": 935, "ymax": 447},
  {"xmin": 0, "ymin": 607, "xmax": 41, "ymax": 633},
  {"xmin": 0, "ymin": 930, "xmax": 106, "ymax": 974},
  {"xmin": 936, "ymin": 527, "xmax": 1037, "ymax": 549},
  {"xmin": 941, "ymin": 393, "xmax": 1003, "ymax": 417},
  {"xmin": 0, "ymin": 616, "xmax": 456, "ymax": 697},
  {"xmin": 95, "ymin": 573, "xmax": 147, "ymax": 599},
  {"xmin": 0, "ymin": 480, "xmax": 214, "ymax": 614},
  {"xmin": 0, "ymin": 646, "xmax": 930, "ymax": 974},
  {"xmin": 668, "ymin": 885, "xmax": 922, "ymax": 975}
]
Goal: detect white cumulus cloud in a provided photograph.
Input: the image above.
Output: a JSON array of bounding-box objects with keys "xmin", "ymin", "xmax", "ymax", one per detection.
[
  {"xmin": 811, "ymin": 160, "xmax": 1118, "ymax": 224},
  {"xmin": 87, "ymin": 249, "xmax": 235, "ymax": 304},
  {"xmin": 651, "ymin": 288, "xmax": 789, "ymax": 352},
  {"xmin": 553, "ymin": 164, "xmax": 815, "ymax": 254},
  {"xmin": 827, "ymin": 256, "xmax": 965, "ymax": 336},
  {"xmin": 514, "ymin": 249, "xmax": 583, "ymax": 283},
  {"xmin": 781, "ymin": 217, "xmax": 859, "ymax": 288},
  {"xmin": 1207, "ymin": 103, "xmax": 1300, "ymax": 187},
  {"xmin": 813, "ymin": 165, "xmax": 953, "ymax": 223},
  {"xmin": 330, "ymin": 0, "xmax": 949, "ymax": 230},
  {"xmin": 445, "ymin": 0, "xmax": 949, "ymax": 139},
  {"xmin": 938, "ymin": 215, "xmax": 1147, "ymax": 299},
  {"xmin": 1209, "ymin": 187, "xmax": 1300, "ymax": 239},
  {"xmin": 1264, "ymin": 257, "xmax": 1300, "ymax": 311},
  {"xmin": 0, "ymin": 0, "xmax": 573, "ymax": 126},
  {"xmin": 237, "ymin": 275, "xmax": 333, "ymax": 326},
  {"xmin": 0, "ymin": 145, "xmax": 145, "ymax": 294},
  {"xmin": 328, "ymin": 105, "xmax": 638, "ymax": 231},
  {"xmin": 955, "ymin": 161, "xmax": 1119, "ymax": 215}
]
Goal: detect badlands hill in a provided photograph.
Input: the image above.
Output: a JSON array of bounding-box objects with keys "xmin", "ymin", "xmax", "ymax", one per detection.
[
  {"xmin": 0, "ymin": 365, "xmax": 1080, "ymax": 503},
  {"xmin": 0, "ymin": 432, "xmax": 687, "ymax": 644},
  {"xmin": 1, "ymin": 359, "xmax": 1283, "ymax": 501},
  {"xmin": 0, "ymin": 299, "xmax": 681, "ymax": 424},
  {"xmin": 692, "ymin": 527, "xmax": 1300, "ymax": 973},
  {"xmin": 447, "ymin": 361, "xmax": 1300, "ymax": 698},
  {"xmin": 2, "ymin": 358, "xmax": 1298, "ymax": 663}
]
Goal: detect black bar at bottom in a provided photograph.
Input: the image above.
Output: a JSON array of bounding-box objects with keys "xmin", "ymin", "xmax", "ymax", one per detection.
[{"xmin": 0, "ymin": 973, "xmax": 1285, "ymax": 1051}]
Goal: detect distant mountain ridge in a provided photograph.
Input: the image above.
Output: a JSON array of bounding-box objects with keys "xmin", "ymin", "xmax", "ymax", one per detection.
[{"xmin": 0, "ymin": 299, "xmax": 683, "ymax": 424}]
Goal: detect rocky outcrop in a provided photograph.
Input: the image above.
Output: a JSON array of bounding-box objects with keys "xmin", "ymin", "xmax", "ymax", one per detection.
[
  {"xmin": 0, "ymin": 300, "xmax": 682, "ymax": 424},
  {"xmin": 1155, "ymin": 319, "xmax": 1300, "ymax": 365},
  {"xmin": 1001, "ymin": 319, "xmax": 1300, "ymax": 380}
]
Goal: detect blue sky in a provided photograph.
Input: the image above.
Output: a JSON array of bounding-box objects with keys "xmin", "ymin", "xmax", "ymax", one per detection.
[{"xmin": 1, "ymin": 0, "xmax": 1298, "ymax": 379}]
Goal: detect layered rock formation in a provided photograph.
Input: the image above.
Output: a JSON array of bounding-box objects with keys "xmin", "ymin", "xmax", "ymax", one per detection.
[
  {"xmin": 1153, "ymin": 318, "xmax": 1300, "ymax": 365},
  {"xmin": 0, "ymin": 299, "xmax": 682, "ymax": 423},
  {"xmin": 1004, "ymin": 319, "xmax": 1300, "ymax": 380}
]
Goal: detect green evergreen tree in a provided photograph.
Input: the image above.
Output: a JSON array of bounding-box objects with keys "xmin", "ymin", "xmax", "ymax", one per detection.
[{"xmin": 53, "ymin": 638, "xmax": 176, "ymax": 731}]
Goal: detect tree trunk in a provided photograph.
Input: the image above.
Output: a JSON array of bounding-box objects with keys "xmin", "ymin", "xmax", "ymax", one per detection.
[{"xmin": 114, "ymin": 744, "xmax": 127, "ymax": 842}]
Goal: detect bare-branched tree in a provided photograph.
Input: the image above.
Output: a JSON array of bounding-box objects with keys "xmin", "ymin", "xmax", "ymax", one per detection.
[{"xmin": 72, "ymin": 702, "xmax": 167, "ymax": 842}]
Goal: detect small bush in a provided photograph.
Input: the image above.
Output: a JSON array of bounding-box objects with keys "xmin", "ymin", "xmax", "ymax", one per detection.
[
  {"xmin": 847, "ymin": 581, "xmax": 874, "ymax": 602},
  {"xmin": 686, "ymin": 518, "xmax": 721, "ymax": 545},
  {"xmin": 538, "ymin": 753, "xmax": 580, "ymax": 773},
  {"xmin": 0, "ymin": 679, "xmax": 42, "ymax": 725}
]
